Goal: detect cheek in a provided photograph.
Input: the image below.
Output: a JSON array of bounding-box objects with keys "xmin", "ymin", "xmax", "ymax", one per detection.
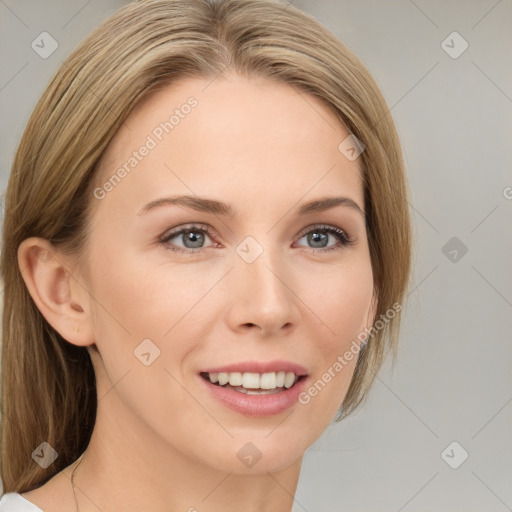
[
  {"xmin": 87, "ymin": 245, "xmax": 206, "ymax": 336},
  {"xmin": 85, "ymin": 250, "xmax": 205, "ymax": 423},
  {"xmin": 86, "ymin": 247, "xmax": 218, "ymax": 388},
  {"xmin": 295, "ymin": 259, "xmax": 373, "ymax": 419},
  {"xmin": 301, "ymin": 257, "xmax": 374, "ymax": 347}
]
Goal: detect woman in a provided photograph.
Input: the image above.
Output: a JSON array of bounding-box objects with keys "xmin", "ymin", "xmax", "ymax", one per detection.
[{"xmin": 0, "ymin": 0, "xmax": 412, "ymax": 510}]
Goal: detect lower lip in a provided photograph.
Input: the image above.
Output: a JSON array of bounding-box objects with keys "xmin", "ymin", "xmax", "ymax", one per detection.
[{"xmin": 199, "ymin": 374, "xmax": 309, "ymax": 417}]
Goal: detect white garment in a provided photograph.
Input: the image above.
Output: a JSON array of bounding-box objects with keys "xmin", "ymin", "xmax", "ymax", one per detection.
[{"xmin": 0, "ymin": 493, "xmax": 43, "ymax": 512}]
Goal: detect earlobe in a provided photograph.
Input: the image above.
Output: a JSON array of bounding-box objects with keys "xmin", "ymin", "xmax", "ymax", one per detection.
[{"xmin": 17, "ymin": 237, "xmax": 93, "ymax": 347}]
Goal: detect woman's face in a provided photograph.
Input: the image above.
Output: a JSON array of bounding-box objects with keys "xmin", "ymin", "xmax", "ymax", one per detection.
[{"xmin": 78, "ymin": 72, "xmax": 376, "ymax": 473}]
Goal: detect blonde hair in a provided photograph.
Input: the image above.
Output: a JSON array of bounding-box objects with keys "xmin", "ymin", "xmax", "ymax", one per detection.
[{"xmin": 1, "ymin": 0, "xmax": 412, "ymax": 492}]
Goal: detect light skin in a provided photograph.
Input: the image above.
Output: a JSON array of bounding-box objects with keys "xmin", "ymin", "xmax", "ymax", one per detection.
[{"xmin": 18, "ymin": 72, "xmax": 377, "ymax": 512}]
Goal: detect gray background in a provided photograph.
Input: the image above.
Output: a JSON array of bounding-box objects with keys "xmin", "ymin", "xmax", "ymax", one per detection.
[{"xmin": 1, "ymin": 1, "xmax": 511, "ymax": 510}]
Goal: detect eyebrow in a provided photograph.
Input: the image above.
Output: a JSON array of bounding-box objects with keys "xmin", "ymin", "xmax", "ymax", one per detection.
[{"xmin": 137, "ymin": 194, "xmax": 365, "ymax": 219}]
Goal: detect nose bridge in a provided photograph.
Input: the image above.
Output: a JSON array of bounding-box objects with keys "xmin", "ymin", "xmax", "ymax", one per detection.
[{"xmin": 230, "ymin": 235, "xmax": 298, "ymax": 333}]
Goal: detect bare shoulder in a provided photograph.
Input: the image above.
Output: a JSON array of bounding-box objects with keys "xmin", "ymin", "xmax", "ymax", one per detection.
[{"xmin": 20, "ymin": 466, "xmax": 76, "ymax": 512}]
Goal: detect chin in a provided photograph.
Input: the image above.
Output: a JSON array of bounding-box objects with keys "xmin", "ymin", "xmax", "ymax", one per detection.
[{"xmin": 197, "ymin": 434, "xmax": 309, "ymax": 475}]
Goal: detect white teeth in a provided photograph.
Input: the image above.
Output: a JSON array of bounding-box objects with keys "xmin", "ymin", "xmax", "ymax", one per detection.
[
  {"xmin": 206, "ymin": 371, "xmax": 299, "ymax": 390},
  {"xmin": 284, "ymin": 372, "xmax": 296, "ymax": 388},
  {"xmin": 242, "ymin": 372, "xmax": 260, "ymax": 389},
  {"xmin": 260, "ymin": 372, "xmax": 276, "ymax": 389},
  {"xmin": 228, "ymin": 372, "xmax": 243, "ymax": 386}
]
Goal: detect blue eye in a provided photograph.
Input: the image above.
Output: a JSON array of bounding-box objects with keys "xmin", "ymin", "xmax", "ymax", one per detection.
[
  {"xmin": 295, "ymin": 224, "xmax": 354, "ymax": 252},
  {"xmin": 160, "ymin": 223, "xmax": 354, "ymax": 254},
  {"xmin": 160, "ymin": 224, "xmax": 216, "ymax": 253}
]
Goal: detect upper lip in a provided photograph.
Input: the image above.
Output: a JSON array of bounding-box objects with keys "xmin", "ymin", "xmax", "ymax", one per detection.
[{"xmin": 201, "ymin": 360, "xmax": 308, "ymax": 376}]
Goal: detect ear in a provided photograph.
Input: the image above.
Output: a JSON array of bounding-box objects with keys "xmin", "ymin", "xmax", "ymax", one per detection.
[{"xmin": 17, "ymin": 237, "xmax": 94, "ymax": 347}]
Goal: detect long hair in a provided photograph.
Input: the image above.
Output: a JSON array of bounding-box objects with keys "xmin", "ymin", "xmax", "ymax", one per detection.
[{"xmin": 1, "ymin": 0, "xmax": 412, "ymax": 492}]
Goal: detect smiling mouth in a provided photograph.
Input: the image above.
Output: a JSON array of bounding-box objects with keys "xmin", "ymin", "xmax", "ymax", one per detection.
[{"xmin": 199, "ymin": 371, "xmax": 307, "ymax": 394}]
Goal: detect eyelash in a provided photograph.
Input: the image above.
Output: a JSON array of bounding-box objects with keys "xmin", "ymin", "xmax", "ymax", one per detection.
[{"xmin": 160, "ymin": 223, "xmax": 355, "ymax": 254}]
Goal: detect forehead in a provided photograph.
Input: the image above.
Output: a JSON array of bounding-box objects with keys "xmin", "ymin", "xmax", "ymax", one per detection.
[{"xmin": 91, "ymin": 72, "xmax": 364, "ymax": 220}]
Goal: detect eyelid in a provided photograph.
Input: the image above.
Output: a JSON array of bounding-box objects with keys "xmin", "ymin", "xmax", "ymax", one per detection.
[
  {"xmin": 296, "ymin": 223, "xmax": 347, "ymax": 239},
  {"xmin": 159, "ymin": 223, "xmax": 219, "ymax": 254},
  {"xmin": 294, "ymin": 223, "xmax": 354, "ymax": 250},
  {"xmin": 159, "ymin": 222, "xmax": 355, "ymax": 253},
  {"xmin": 160, "ymin": 222, "xmax": 213, "ymax": 239}
]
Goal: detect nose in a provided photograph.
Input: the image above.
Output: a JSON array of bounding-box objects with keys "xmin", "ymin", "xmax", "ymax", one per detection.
[{"xmin": 225, "ymin": 244, "xmax": 300, "ymax": 337}]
